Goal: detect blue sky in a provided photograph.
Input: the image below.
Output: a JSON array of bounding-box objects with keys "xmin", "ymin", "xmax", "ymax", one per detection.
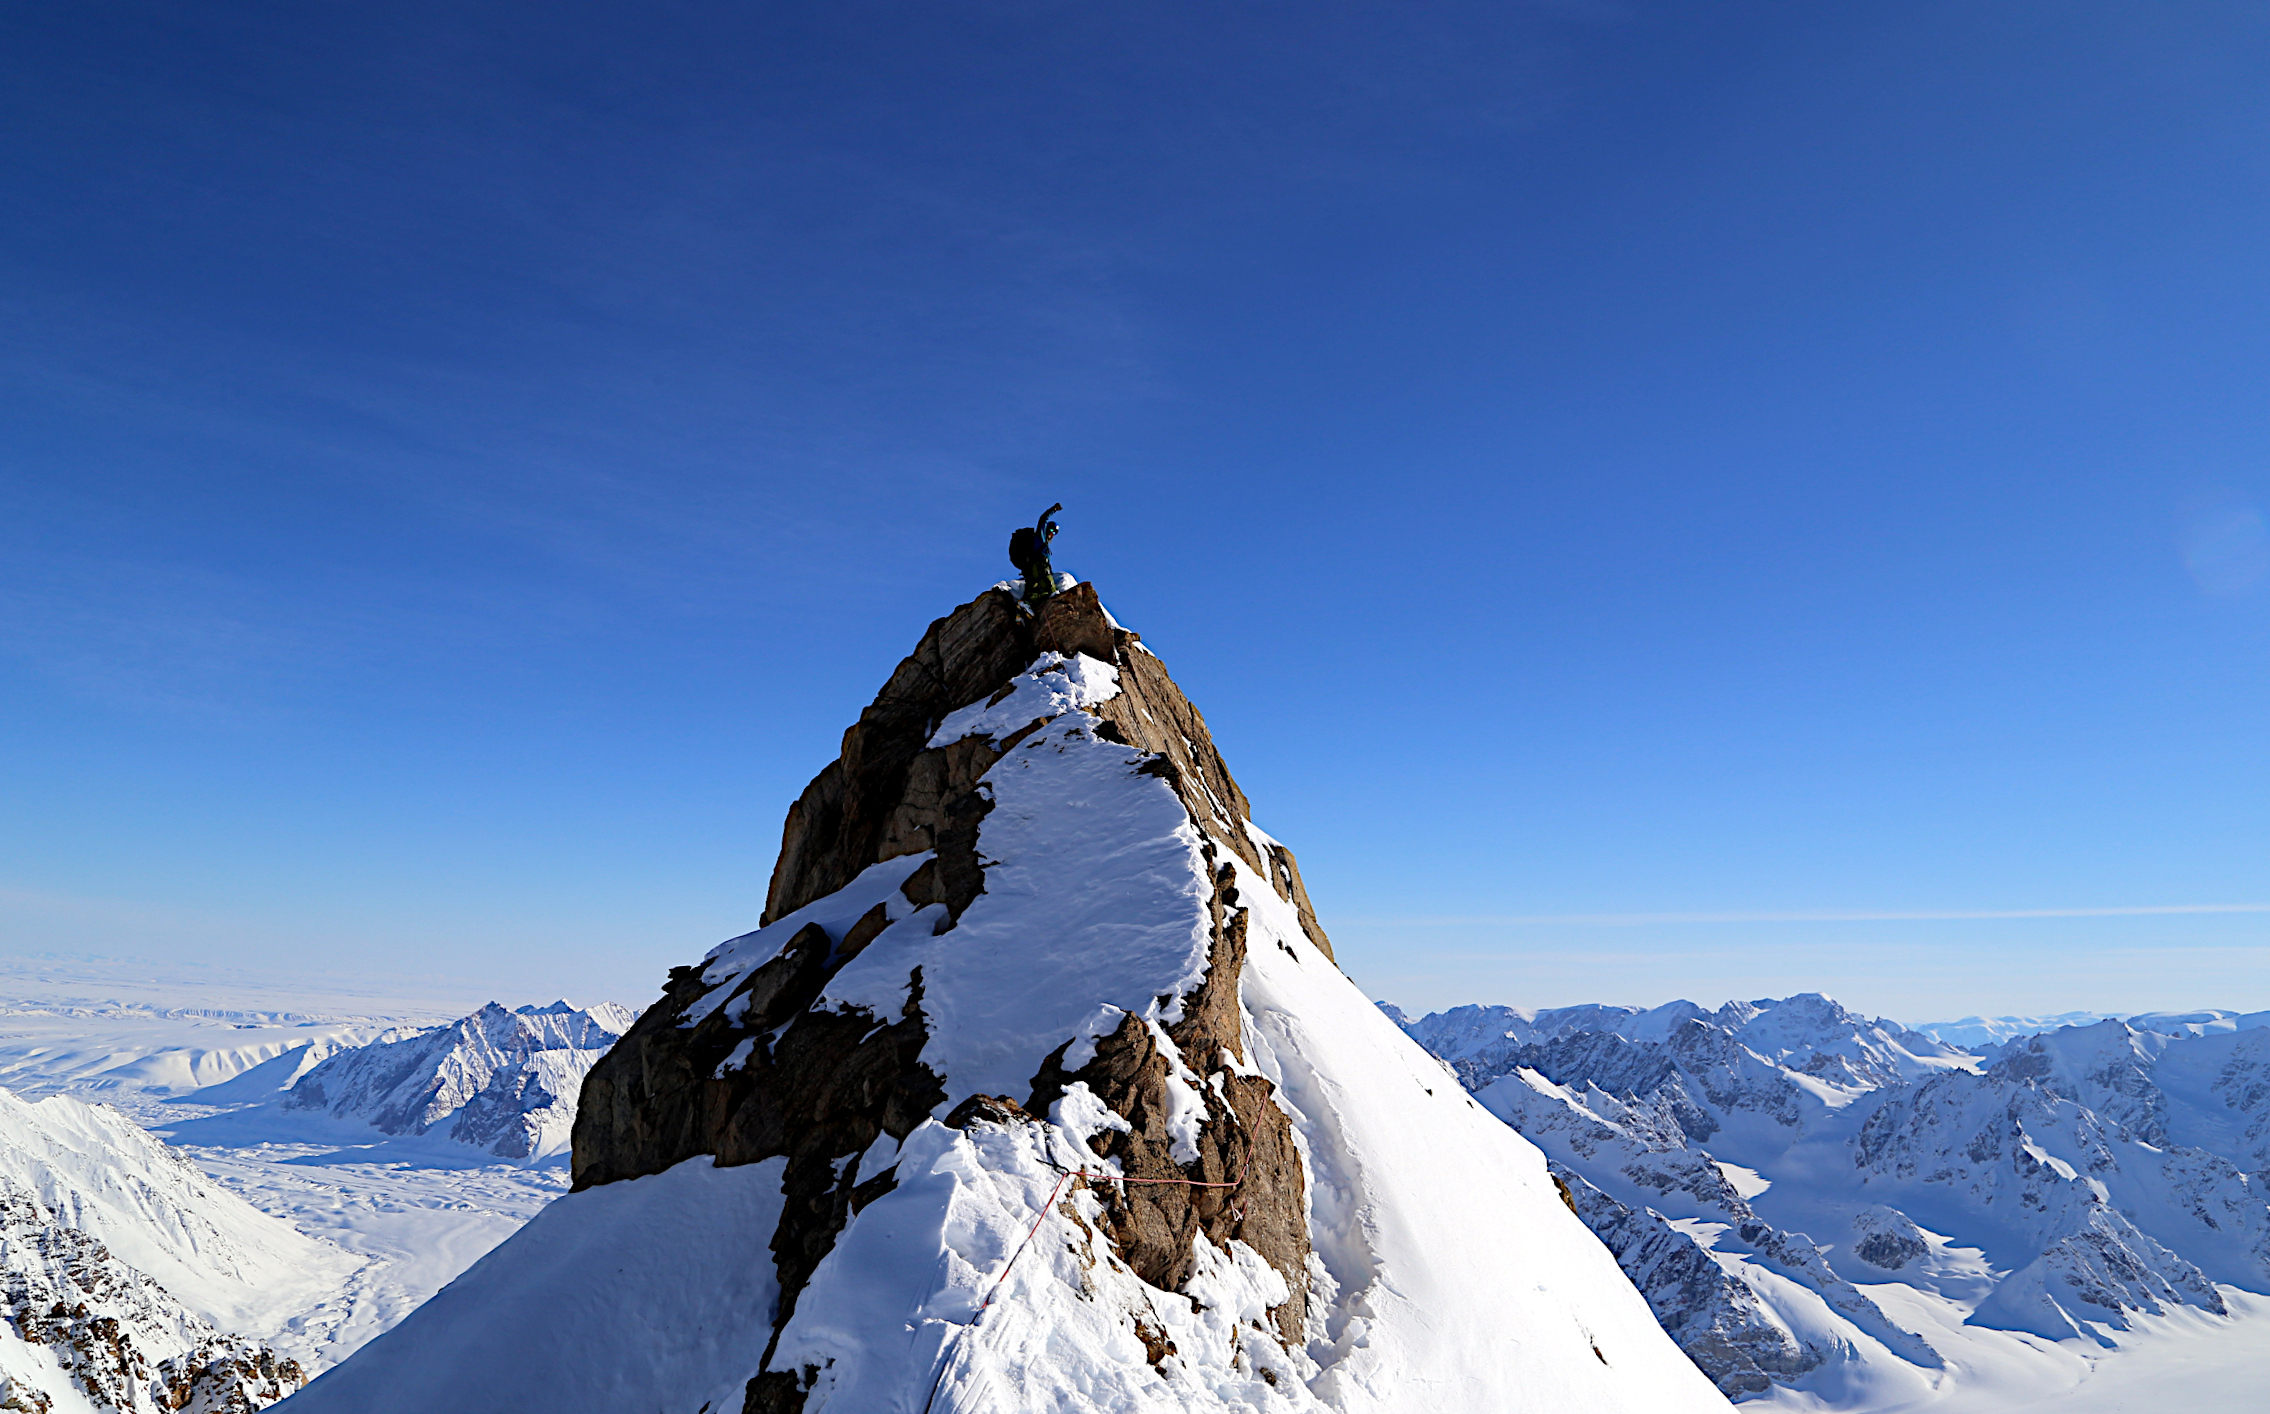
[{"xmin": 3, "ymin": 1, "xmax": 2266, "ymax": 1021}]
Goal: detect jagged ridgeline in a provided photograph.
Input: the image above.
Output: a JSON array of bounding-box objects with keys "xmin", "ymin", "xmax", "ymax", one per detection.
[{"xmin": 285, "ymin": 583, "xmax": 1732, "ymax": 1414}]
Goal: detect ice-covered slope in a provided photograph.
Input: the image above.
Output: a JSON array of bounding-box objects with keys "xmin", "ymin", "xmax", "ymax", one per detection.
[
  {"xmin": 285, "ymin": 584, "xmax": 1730, "ymax": 1414},
  {"xmin": 281, "ymin": 1001, "xmax": 633, "ymax": 1159}
]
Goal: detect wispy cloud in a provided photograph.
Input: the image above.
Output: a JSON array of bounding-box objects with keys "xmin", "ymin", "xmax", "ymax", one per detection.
[{"xmin": 1345, "ymin": 904, "xmax": 2270, "ymax": 927}]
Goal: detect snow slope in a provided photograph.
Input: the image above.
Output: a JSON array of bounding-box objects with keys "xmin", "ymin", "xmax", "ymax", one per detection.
[
  {"xmin": 260, "ymin": 1157, "xmax": 788, "ymax": 1414},
  {"xmin": 0, "ymin": 1088, "xmax": 356, "ymax": 1338},
  {"xmin": 287, "ymin": 592, "xmax": 1731, "ymax": 1414},
  {"xmin": 0, "ymin": 1086, "xmax": 364, "ymax": 1413},
  {"xmin": 1231, "ymin": 861, "xmax": 1716, "ymax": 1412}
]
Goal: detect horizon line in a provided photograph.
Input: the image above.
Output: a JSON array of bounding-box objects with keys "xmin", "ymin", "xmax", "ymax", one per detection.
[{"xmin": 1343, "ymin": 903, "xmax": 2270, "ymax": 927}]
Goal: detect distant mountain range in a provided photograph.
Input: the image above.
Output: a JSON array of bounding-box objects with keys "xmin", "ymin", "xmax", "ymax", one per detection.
[
  {"xmin": 1909, "ymin": 1008, "xmax": 2270, "ymax": 1049},
  {"xmin": 1388, "ymin": 994, "xmax": 2270, "ymax": 1403}
]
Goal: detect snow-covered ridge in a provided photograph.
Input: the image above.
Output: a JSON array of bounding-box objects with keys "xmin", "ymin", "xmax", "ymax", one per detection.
[
  {"xmin": 0, "ymin": 1086, "xmax": 358, "ymax": 1413},
  {"xmin": 925, "ymin": 647, "xmax": 1120, "ymax": 746},
  {"xmin": 282, "ymin": 1001, "xmax": 633, "ymax": 1160}
]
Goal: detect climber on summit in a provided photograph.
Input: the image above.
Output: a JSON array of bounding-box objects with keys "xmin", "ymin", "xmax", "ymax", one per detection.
[{"xmin": 1007, "ymin": 502, "xmax": 1064, "ymax": 605}]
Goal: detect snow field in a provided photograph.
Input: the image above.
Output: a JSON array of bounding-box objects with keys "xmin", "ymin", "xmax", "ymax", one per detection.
[
  {"xmin": 280, "ymin": 1156, "xmax": 788, "ymax": 1413},
  {"xmin": 0, "ymin": 988, "xmax": 588, "ymax": 1377}
]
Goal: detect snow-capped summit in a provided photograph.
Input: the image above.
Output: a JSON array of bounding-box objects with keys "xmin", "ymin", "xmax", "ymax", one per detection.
[
  {"xmin": 1719, "ymin": 992, "xmax": 1973, "ymax": 1089},
  {"xmin": 1981, "ymin": 1017, "xmax": 2171, "ymax": 1141},
  {"xmin": 288, "ymin": 583, "xmax": 1730, "ymax": 1414},
  {"xmin": 282, "ymin": 1000, "xmax": 633, "ymax": 1159}
]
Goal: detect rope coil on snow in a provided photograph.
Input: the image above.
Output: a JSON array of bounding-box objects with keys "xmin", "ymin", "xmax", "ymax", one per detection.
[{"xmin": 918, "ymin": 1126, "xmax": 1257, "ymax": 1414}]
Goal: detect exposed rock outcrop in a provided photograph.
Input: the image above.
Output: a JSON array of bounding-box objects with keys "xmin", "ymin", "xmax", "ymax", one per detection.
[{"xmin": 573, "ymin": 583, "xmax": 1340, "ymax": 1410}]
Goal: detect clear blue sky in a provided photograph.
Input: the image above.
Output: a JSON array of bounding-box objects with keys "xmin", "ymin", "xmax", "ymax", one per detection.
[{"xmin": 4, "ymin": 1, "xmax": 2266, "ymax": 1022}]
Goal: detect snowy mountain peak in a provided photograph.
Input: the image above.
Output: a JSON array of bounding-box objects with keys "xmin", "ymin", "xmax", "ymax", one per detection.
[
  {"xmin": 1723, "ymin": 992, "xmax": 1972, "ymax": 1089},
  {"xmin": 281, "ymin": 999, "xmax": 632, "ymax": 1159},
  {"xmin": 292, "ymin": 583, "xmax": 1730, "ymax": 1414}
]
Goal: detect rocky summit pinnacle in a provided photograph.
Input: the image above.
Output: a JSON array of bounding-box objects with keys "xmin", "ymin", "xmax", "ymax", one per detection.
[
  {"xmin": 573, "ymin": 581, "xmax": 1337, "ymax": 1405},
  {"xmin": 284, "ymin": 581, "xmax": 1733, "ymax": 1414}
]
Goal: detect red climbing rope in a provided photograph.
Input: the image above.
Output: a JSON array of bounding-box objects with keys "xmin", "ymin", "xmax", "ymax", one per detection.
[
  {"xmin": 920, "ymin": 1130, "xmax": 1257, "ymax": 1414},
  {"xmin": 976, "ymin": 1169, "xmax": 1077, "ymax": 1316}
]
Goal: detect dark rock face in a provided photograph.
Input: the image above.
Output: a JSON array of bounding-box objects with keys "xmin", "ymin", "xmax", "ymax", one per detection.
[
  {"xmin": 1854, "ymin": 1231, "xmax": 1927, "ymax": 1271},
  {"xmin": 572, "ymin": 583, "xmax": 1338, "ymax": 1407},
  {"xmin": 762, "ymin": 588, "xmax": 1034, "ymax": 928}
]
